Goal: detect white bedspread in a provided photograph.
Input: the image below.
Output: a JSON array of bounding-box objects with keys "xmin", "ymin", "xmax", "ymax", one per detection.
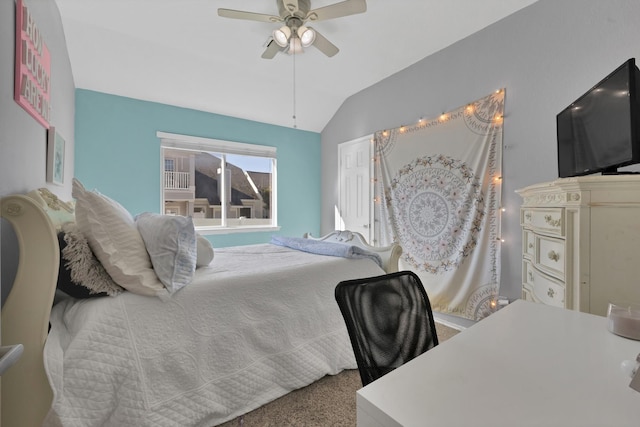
[{"xmin": 44, "ymin": 244, "xmax": 384, "ymax": 427}]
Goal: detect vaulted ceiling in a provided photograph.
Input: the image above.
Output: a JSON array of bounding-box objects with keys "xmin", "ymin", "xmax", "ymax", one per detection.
[{"xmin": 54, "ymin": 0, "xmax": 538, "ymax": 132}]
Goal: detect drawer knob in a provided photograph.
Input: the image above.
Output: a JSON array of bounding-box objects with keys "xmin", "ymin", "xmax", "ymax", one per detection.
[
  {"xmin": 528, "ymin": 270, "xmax": 534, "ymax": 281},
  {"xmin": 544, "ymin": 215, "xmax": 561, "ymax": 227},
  {"xmin": 525, "ymin": 212, "xmax": 532, "ymax": 221},
  {"xmin": 548, "ymin": 288, "xmax": 555, "ymax": 298},
  {"xmin": 547, "ymin": 250, "xmax": 560, "ymax": 262},
  {"xmin": 528, "ymin": 243, "xmax": 534, "ymax": 249}
]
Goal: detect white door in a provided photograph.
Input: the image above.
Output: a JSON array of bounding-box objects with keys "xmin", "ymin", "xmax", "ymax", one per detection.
[{"xmin": 338, "ymin": 136, "xmax": 373, "ymax": 242}]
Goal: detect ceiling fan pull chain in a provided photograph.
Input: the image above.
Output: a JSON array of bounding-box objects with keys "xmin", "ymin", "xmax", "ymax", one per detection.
[{"xmin": 292, "ymin": 49, "xmax": 297, "ymax": 129}]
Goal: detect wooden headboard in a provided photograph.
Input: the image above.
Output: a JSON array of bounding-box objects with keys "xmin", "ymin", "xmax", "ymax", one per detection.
[
  {"xmin": 1, "ymin": 194, "xmax": 59, "ymax": 427},
  {"xmin": 305, "ymin": 230, "xmax": 402, "ymax": 273}
]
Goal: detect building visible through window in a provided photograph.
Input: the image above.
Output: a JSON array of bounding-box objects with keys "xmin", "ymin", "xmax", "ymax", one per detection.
[{"xmin": 158, "ymin": 132, "xmax": 277, "ymax": 231}]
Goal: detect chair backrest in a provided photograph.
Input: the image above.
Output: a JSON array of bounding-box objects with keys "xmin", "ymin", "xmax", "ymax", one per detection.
[{"xmin": 335, "ymin": 270, "xmax": 439, "ymax": 386}]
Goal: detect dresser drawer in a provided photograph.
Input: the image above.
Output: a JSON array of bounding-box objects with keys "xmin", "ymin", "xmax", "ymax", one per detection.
[
  {"xmin": 523, "ymin": 230, "xmax": 535, "ymax": 259},
  {"xmin": 535, "ymin": 235, "xmax": 565, "ymax": 280},
  {"xmin": 521, "ymin": 208, "xmax": 565, "ymax": 237},
  {"xmin": 523, "ymin": 260, "xmax": 565, "ymax": 308}
]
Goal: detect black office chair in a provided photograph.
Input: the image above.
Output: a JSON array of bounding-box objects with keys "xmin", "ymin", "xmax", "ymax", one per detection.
[{"xmin": 335, "ymin": 270, "xmax": 439, "ymax": 386}]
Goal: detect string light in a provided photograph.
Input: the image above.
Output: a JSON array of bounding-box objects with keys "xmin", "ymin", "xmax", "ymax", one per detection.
[
  {"xmin": 497, "ymin": 200, "xmax": 506, "ymax": 244},
  {"xmin": 409, "ymin": 88, "xmax": 503, "ymax": 127},
  {"xmin": 490, "ymin": 297, "xmax": 510, "ymax": 311}
]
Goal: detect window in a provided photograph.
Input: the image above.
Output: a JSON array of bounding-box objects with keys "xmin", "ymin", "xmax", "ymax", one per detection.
[{"xmin": 157, "ymin": 132, "xmax": 278, "ymax": 234}]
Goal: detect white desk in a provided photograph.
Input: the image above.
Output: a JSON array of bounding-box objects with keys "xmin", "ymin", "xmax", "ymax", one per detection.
[{"xmin": 357, "ymin": 300, "xmax": 640, "ymax": 427}]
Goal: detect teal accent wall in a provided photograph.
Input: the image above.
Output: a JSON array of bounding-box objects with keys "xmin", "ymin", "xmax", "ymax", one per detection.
[{"xmin": 74, "ymin": 89, "xmax": 321, "ymax": 247}]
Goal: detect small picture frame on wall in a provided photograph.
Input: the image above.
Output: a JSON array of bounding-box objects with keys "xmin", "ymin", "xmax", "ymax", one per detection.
[{"xmin": 47, "ymin": 127, "xmax": 65, "ymax": 186}]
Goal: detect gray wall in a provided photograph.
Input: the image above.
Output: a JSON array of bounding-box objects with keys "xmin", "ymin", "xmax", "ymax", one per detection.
[
  {"xmin": 320, "ymin": 0, "xmax": 640, "ymax": 303},
  {"xmin": 1, "ymin": 0, "xmax": 75, "ymax": 303}
]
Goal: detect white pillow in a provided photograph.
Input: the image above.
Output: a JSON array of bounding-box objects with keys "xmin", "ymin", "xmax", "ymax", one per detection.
[
  {"xmin": 72, "ymin": 178, "xmax": 165, "ymax": 296},
  {"xmin": 136, "ymin": 213, "xmax": 197, "ymax": 293},
  {"xmin": 196, "ymin": 234, "xmax": 214, "ymax": 267}
]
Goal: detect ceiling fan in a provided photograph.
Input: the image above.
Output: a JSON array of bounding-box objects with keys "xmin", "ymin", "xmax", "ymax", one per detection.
[{"xmin": 218, "ymin": 0, "xmax": 366, "ymax": 59}]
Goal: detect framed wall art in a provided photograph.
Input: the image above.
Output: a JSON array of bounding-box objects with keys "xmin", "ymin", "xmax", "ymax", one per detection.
[
  {"xmin": 15, "ymin": 0, "xmax": 51, "ymax": 128},
  {"xmin": 47, "ymin": 127, "xmax": 65, "ymax": 185}
]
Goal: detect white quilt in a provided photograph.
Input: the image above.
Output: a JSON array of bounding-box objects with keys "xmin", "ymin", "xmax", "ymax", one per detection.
[{"xmin": 44, "ymin": 244, "xmax": 384, "ymax": 427}]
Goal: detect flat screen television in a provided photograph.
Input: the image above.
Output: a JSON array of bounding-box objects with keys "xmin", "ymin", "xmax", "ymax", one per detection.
[{"xmin": 557, "ymin": 58, "xmax": 640, "ymax": 178}]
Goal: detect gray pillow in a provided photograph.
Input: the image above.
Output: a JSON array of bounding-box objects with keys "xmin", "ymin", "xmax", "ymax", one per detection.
[{"xmin": 135, "ymin": 213, "xmax": 197, "ymax": 294}]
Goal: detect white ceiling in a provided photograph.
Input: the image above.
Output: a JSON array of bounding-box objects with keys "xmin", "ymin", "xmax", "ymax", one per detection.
[{"xmin": 54, "ymin": 0, "xmax": 538, "ymax": 132}]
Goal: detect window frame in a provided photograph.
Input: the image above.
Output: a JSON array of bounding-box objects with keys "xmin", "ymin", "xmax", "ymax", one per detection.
[{"xmin": 157, "ymin": 131, "xmax": 279, "ymax": 235}]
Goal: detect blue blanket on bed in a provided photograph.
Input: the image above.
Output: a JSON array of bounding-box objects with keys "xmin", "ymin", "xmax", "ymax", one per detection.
[{"xmin": 270, "ymin": 236, "xmax": 383, "ymax": 269}]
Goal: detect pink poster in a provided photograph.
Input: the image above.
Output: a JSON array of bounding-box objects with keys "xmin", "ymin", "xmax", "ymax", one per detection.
[{"xmin": 14, "ymin": 0, "xmax": 51, "ymax": 128}]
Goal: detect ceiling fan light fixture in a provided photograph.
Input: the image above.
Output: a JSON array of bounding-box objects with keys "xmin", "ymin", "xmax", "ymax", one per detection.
[
  {"xmin": 298, "ymin": 26, "xmax": 316, "ymax": 47},
  {"xmin": 288, "ymin": 36, "xmax": 303, "ymax": 54},
  {"xmin": 273, "ymin": 26, "xmax": 291, "ymax": 47},
  {"xmin": 220, "ymin": 0, "xmax": 368, "ymax": 60}
]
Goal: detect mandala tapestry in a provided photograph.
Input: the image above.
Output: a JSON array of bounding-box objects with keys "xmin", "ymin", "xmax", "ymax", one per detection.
[{"xmin": 373, "ymin": 91, "xmax": 504, "ymax": 320}]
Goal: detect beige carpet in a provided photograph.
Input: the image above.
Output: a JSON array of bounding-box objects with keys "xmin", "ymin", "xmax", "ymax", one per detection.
[{"xmin": 218, "ymin": 323, "xmax": 460, "ymax": 427}]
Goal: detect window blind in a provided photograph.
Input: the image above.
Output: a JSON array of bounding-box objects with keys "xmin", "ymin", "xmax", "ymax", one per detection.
[{"xmin": 157, "ymin": 131, "xmax": 276, "ymax": 158}]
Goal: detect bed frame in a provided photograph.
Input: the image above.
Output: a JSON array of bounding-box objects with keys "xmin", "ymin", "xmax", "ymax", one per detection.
[
  {"xmin": 0, "ymin": 191, "xmax": 401, "ymax": 427},
  {"xmin": 305, "ymin": 230, "xmax": 402, "ymax": 274},
  {"xmin": 1, "ymin": 194, "xmax": 58, "ymax": 427}
]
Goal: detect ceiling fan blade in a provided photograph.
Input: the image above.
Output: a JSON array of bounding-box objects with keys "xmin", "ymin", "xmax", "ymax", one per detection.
[
  {"xmin": 282, "ymin": 0, "xmax": 300, "ymax": 15},
  {"xmin": 218, "ymin": 8, "xmax": 282, "ymax": 23},
  {"xmin": 305, "ymin": 0, "xmax": 366, "ymax": 22},
  {"xmin": 261, "ymin": 39, "xmax": 282, "ymax": 59},
  {"xmin": 310, "ymin": 29, "xmax": 339, "ymax": 57}
]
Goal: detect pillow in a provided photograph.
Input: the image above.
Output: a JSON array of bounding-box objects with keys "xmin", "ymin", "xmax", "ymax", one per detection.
[
  {"xmin": 72, "ymin": 178, "xmax": 165, "ymax": 296},
  {"xmin": 196, "ymin": 234, "xmax": 214, "ymax": 268},
  {"xmin": 135, "ymin": 212, "xmax": 197, "ymax": 293},
  {"xmin": 57, "ymin": 232, "xmax": 105, "ymax": 299},
  {"xmin": 57, "ymin": 224, "xmax": 124, "ymax": 298}
]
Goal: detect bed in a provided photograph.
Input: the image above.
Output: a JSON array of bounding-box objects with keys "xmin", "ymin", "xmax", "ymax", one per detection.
[{"xmin": 0, "ymin": 187, "xmax": 401, "ymax": 427}]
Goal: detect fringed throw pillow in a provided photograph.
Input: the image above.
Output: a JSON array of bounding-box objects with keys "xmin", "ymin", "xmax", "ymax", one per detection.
[{"xmin": 60, "ymin": 222, "xmax": 125, "ymax": 297}]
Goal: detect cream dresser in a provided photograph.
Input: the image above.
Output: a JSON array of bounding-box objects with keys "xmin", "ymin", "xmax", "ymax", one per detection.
[{"xmin": 516, "ymin": 175, "xmax": 640, "ymax": 316}]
